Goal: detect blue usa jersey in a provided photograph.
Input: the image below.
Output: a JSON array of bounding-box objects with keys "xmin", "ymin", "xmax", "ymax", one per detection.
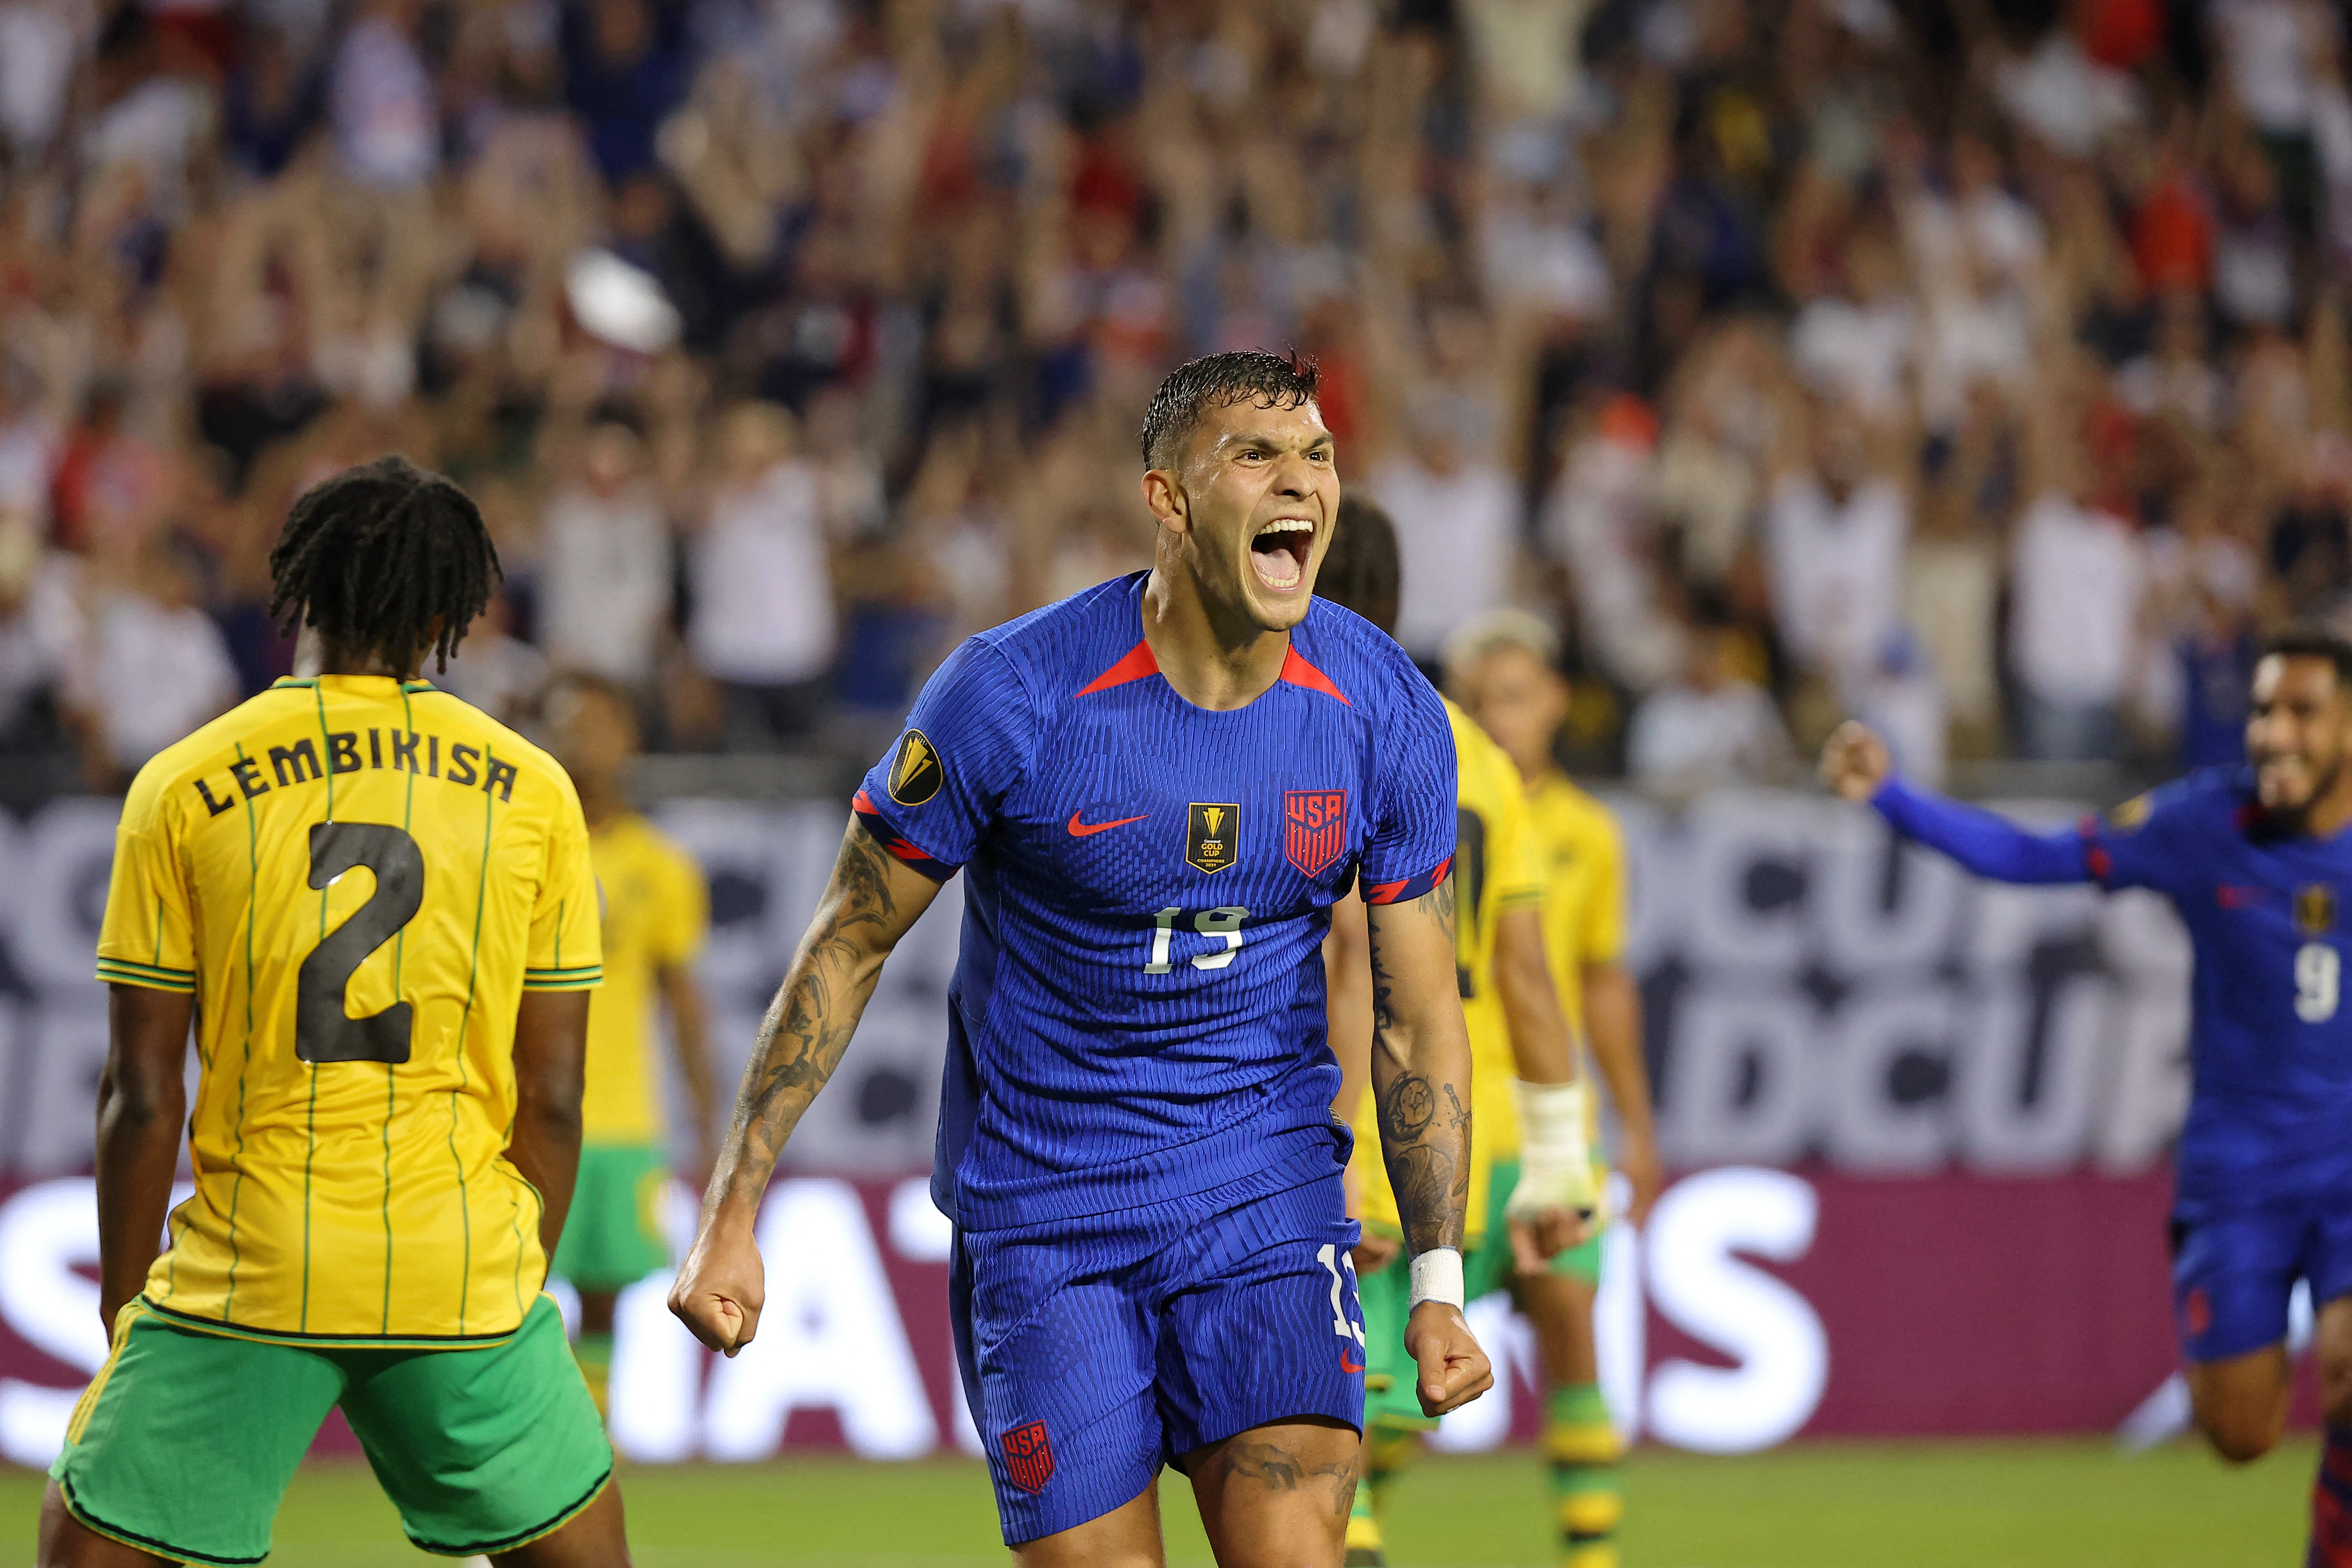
[
  {"xmin": 853, "ymin": 574, "xmax": 1457, "ymax": 1233},
  {"xmin": 2084, "ymin": 769, "xmax": 2352, "ymax": 1207}
]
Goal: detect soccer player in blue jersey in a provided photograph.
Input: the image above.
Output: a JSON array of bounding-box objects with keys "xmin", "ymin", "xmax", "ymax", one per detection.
[
  {"xmin": 1823, "ymin": 628, "xmax": 2352, "ymax": 1563},
  {"xmin": 671, "ymin": 352, "xmax": 1489, "ymax": 1565}
]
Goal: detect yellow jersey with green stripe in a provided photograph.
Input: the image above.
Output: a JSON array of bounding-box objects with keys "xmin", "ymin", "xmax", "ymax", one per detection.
[
  {"xmin": 1353, "ymin": 698, "xmax": 1542, "ymax": 1238},
  {"xmin": 582, "ymin": 812, "xmax": 707, "ymax": 1143},
  {"xmin": 95, "ymin": 674, "xmax": 602, "ymax": 1346}
]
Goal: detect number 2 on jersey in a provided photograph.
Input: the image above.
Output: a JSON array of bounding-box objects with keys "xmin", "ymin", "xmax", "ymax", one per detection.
[
  {"xmin": 2298, "ymin": 941, "xmax": 2340, "ymax": 1024},
  {"xmin": 298, "ymin": 823, "xmax": 424, "ymax": 1064}
]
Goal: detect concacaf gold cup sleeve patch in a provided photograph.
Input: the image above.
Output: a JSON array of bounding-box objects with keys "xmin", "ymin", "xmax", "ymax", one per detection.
[
  {"xmin": 2107, "ymin": 793, "xmax": 2153, "ymax": 832},
  {"xmin": 890, "ymin": 729, "xmax": 944, "ymax": 806}
]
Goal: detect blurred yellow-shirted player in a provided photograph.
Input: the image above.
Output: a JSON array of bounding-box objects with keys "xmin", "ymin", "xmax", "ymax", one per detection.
[
  {"xmin": 1450, "ymin": 608, "xmax": 1662, "ymax": 1568},
  {"xmin": 542, "ymin": 671, "xmax": 717, "ymax": 1415},
  {"xmin": 40, "ymin": 458, "xmax": 630, "ymax": 1568},
  {"xmin": 1317, "ymin": 497, "xmax": 1596, "ymax": 1568}
]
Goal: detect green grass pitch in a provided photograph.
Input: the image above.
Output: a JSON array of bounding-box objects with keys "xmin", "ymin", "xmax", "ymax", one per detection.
[{"xmin": 3, "ymin": 1439, "xmax": 2316, "ymax": 1566}]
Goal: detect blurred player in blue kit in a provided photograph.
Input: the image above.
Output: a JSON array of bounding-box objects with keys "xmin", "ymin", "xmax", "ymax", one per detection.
[
  {"xmin": 669, "ymin": 352, "xmax": 1492, "ymax": 1565},
  {"xmin": 1822, "ymin": 628, "xmax": 2352, "ymax": 1565}
]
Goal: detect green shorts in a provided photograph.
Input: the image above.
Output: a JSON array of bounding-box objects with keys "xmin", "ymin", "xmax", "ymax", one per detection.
[
  {"xmin": 550, "ymin": 1140, "xmax": 672, "ymax": 1292},
  {"xmin": 1360, "ymin": 1159, "xmax": 1607, "ymax": 1430},
  {"xmin": 49, "ymin": 1294, "xmax": 612, "ymax": 1565}
]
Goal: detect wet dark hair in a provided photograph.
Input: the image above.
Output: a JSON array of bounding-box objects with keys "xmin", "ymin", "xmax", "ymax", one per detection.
[
  {"xmin": 2262, "ymin": 626, "xmax": 2352, "ymax": 688},
  {"xmin": 1138, "ymin": 350, "xmax": 1321, "ymax": 472},
  {"xmin": 267, "ymin": 456, "xmax": 502, "ymax": 673},
  {"xmin": 1316, "ymin": 495, "xmax": 1401, "ymax": 639}
]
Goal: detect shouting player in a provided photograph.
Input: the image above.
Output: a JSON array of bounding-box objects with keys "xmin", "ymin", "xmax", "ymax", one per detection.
[
  {"xmin": 1447, "ymin": 610, "xmax": 1658, "ymax": 1568},
  {"xmin": 1316, "ymin": 500, "xmax": 1599, "ymax": 1568},
  {"xmin": 541, "ymin": 672, "xmax": 717, "ymax": 1415},
  {"xmin": 1822, "ymin": 628, "xmax": 2352, "ymax": 1565},
  {"xmin": 42, "ymin": 457, "xmax": 626, "ymax": 1568},
  {"xmin": 670, "ymin": 352, "xmax": 1487, "ymax": 1565}
]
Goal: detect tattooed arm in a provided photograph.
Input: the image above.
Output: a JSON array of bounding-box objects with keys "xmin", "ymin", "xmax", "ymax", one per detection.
[
  {"xmin": 669, "ymin": 819, "xmax": 943, "ymax": 1354},
  {"xmin": 1364, "ymin": 876, "xmax": 1493, "ymax": 1415},
  {"xmin": 1364, "ymin": 876, "xmax": 1475, "ymax": 1255}
]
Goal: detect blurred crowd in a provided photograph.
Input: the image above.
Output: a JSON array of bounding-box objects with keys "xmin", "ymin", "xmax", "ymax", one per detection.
[{"xmin": 0, "ymin": 0, "xmax": 2345, "ymax": 800}]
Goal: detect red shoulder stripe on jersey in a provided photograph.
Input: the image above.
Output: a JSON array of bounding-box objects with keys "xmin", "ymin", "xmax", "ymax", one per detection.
[
  {"xmin": 851, "ymin": 789, "xmax": 954, "ymax": 881},
  {"xmin": 1364, "ymin": 855, "xmax": 1452, "ymax": 905},
  {"xmin": 1280, "ymin": 645, "xmax": 1351, "ymax": 704},
  {"xmin": 1075, "ymin": 641, "xmax": 1160, "ymax": 696}
]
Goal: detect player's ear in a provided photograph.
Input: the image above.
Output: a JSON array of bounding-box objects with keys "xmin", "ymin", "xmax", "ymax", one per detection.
[{"xmin": 1142, "ymin": 467, "xmax": 1191, "ymax": 535}]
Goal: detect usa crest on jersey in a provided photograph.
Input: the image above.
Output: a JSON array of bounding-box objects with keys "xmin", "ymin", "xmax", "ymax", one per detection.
[{"xmin": 1285, "ymin": 789, "xmax": 1347, "ymax": 877}]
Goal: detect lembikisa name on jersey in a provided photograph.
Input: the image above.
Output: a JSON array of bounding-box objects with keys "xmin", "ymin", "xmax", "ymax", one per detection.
[{"xmin": 186, "ymin": 728, "xmax": 520, "ymax": 818}]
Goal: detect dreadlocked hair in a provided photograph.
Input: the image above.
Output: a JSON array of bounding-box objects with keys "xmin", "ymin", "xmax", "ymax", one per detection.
[{"xmin": 267, "ymin": 456, "xmax": 502, "ymax": 673}]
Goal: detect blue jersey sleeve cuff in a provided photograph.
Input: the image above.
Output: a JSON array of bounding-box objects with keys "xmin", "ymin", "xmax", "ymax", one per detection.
[
  {"xmin": 1363, "ymin": 855, "xmax": 1452, "ymax": 906},
  {"xmin": 853, "ymin": 791, "xmax": 958, "ymax": 881}
]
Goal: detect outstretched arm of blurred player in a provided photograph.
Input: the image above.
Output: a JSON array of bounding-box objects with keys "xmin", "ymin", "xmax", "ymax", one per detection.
[
  {"xmin": 1582, "ymin": 960, "xmax": 1661, "ymax": 1227},
  {"xmin": 95, "ymin": 985, "xmax": 192, "ymax": 1330},
  {"xmin": 508, "ymin": 990, "xmax": 592, "ymax": 1256},
  {"xmin": 1492, "ymin": 907, "xmax": 1595, "ymax": 1267},
  {"xmin": 670, "ymin": 819, "xmax": 943, "ymax": 1355},
  {"xmin": 1820, "ymin": 721, "xmax": 2090, "ymax": 884},
  {"xmin": 659, "ymin": 961, "xmax": 720, "ymax": 1185},
  {"xmin": 1365, "ymin": 879, "xmax": 1495, "ymax": 1417}
]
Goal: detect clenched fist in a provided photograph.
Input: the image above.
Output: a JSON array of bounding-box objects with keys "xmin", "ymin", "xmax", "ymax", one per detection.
[
  {"xmin": 1403, "ymin": 1300, "xmax": 1494, "ymax": 1417},
  {"xmin": 1819, "ymin": 721, "xmax": 1892, "ymax": 804}
]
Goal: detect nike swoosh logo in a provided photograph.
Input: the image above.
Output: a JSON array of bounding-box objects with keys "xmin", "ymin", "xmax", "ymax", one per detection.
[
  {"xmin": 1068, "ymin": 812, "xmax": 1148, "ymax": 837},
  {"xmin": 1341, "ymin": 1353, "xmax": 1364, "ymax": 1374}
]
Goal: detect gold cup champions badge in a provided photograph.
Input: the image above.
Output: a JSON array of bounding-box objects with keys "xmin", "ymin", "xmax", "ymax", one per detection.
[
  {"xmin": 2298, "ymin": 883, "xmax": 2338, "ymax": 937},
  {"xmin": 889, "ymin": 729, "xmax": 943, "ymax": 806},
  {"xmin": 1187, "ymin": 802, "xmax": 1239, "ymax": 874}
]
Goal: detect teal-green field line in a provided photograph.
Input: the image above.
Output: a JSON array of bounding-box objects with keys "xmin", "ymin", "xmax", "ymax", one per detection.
[{"xmin": 1, "ymin": 1438, "xmax": 2318, "ymax": 1568}]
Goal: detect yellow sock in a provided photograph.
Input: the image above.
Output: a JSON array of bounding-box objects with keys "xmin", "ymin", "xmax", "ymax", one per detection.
[{"xmin": 1547, "ymin": 1384, "xmax": 1621, "ymax": 1568}]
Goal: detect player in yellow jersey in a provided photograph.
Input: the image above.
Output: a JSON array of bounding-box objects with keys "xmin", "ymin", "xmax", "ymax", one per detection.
[
  {"xmin": 542, "ymin": 671, "xmax": 715, "ymax": 1414},
  {"xmin": 1447, "ymin": 608, "xmax": 1661, "ymax": 1568},
  {"xmin": 1316, "ymin": 497, "xmax": 1596, "ymax": 1568},
  {"xmin": 39, "ymin": 457, "xmax": 629, "ymax": 1568}
]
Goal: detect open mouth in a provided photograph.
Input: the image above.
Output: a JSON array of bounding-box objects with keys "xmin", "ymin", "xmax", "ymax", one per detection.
[{"xmin": 1249, "ymin": 518, "xmax": 1314, "ymax": 592}]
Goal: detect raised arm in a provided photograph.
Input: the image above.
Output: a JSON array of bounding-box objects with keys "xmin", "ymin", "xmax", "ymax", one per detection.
[
  {"xmin": 1365, "ymin": 879, "xmax": 1495, "ymax": 1417},
  {"xmin": 669, "ymin": 819, "xmax": 943, "ymax": 1354},
  {"xmin": 1820, "ymin": 721, "xmax": 2090, "ymax": 884},
  {"xmin": 95, "ymin": 985, "xmax": 192, "ymax": 1330}
]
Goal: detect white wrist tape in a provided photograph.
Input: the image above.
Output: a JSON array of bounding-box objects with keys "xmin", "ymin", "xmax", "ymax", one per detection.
[
  {"xmin": 1506, "ymin": 1080, "xmax": 1600, "ymax": 1221},
  {"xmin": 1408, "ymin": 1247, "xmax": 1465, "ymax": 1311}
]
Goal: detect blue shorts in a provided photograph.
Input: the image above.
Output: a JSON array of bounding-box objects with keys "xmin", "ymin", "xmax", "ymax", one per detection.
[
  {"xmin": 950, "ymin": 1169, "xmax": 1367, "ymax": 1545},
  {"xmin": 2171, "ymin": 1191, "xmax": 2352, "ymax": 1362}
]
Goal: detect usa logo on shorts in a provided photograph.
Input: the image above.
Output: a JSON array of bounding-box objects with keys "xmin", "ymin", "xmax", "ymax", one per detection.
[
  {"xmin": 1002, "ymin": 1419, "xmax": 1055, "ymax": 1493},
  {"xmin": 1285, "ymin": 790, "xmax": 1347, "ymax": 877}
]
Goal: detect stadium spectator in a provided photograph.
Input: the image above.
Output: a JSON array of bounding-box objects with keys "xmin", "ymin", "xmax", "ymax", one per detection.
[
  {"xmin": 688, "ymin": 400, "xmax": 837, "ymax": 747},
  {"xmin": 536, "ymin": 407, "xmax": 672, "ymax": 692},
  {"xmin": 1627, "ymin": 601, "xmax": 1799, "ymax": 793},
  {"xmin": 1367, "ymin": 392, "xmax": 1521, "ymax": 666},
  {"xmin": 64, "ymin": 533, "xmax": 236, "ymax": 784},
  {"xmin": 2, "ymin": 0, "xmax": 2351, "ymax": 792}
]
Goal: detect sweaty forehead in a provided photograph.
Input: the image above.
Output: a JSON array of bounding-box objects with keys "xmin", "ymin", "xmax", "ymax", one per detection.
[
  {"xmin": 1198, "ymin": 397, "xmax": 1330, "ymax": 453},
  {"xmin": 2257, "ymin": 653, "xmax": 2347, "ymax": 700}
]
